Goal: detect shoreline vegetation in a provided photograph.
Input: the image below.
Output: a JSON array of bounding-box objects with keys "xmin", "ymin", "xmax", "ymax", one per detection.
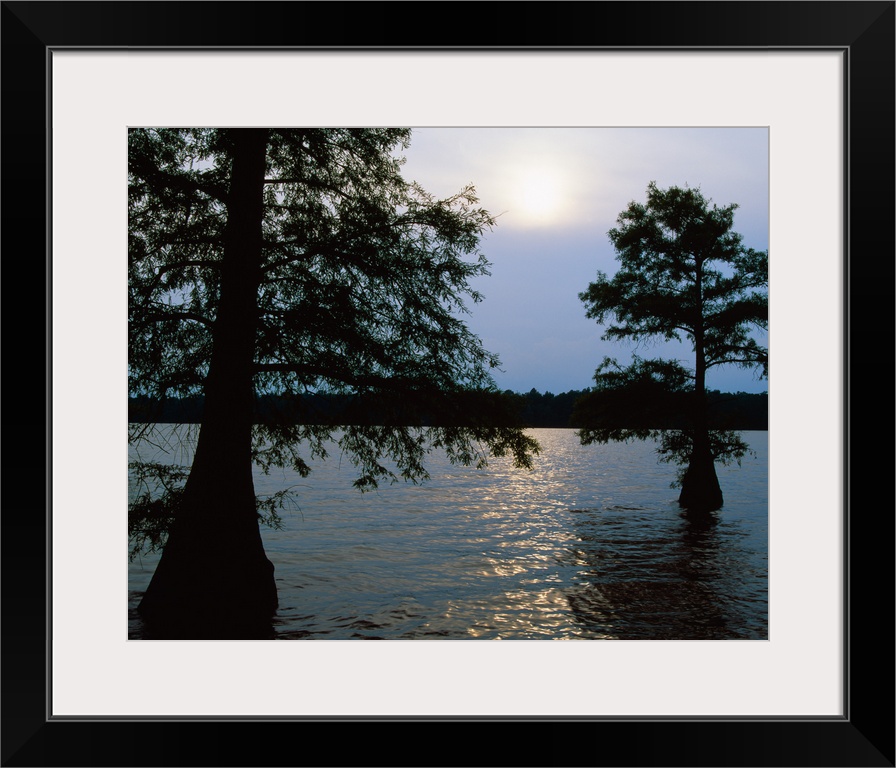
[{"xmin": 129, "ymin": 389, "xmax": 768, "ymax": 431}]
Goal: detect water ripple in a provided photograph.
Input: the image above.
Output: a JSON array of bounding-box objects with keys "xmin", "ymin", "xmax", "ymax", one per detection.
[{"xmin": 129, "ymin": 429, "xmax": 768, "ymax": 640}]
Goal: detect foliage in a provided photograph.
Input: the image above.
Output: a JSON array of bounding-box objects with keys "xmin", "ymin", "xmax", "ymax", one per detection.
[
  {"xmin": 577, "ymin": 182, "xmax": 768, "ymax": 481},
  {"xmin": 580, "ymin": 182, "xmax": 768, "ymax": 374},
  {"xmin": 517, "ymin": 388, "xmax": 591, "ymax": 428},
  {"xmin": 128, "ymin": 459, "xmax": 188, "ymax": 560},
  {"xmin": 128, "ymin": 128, "xmax": 539, "ymax": 558},
  {"xmin": 573, "ymin": 358, "xmax": 753, "ymax": 486}
]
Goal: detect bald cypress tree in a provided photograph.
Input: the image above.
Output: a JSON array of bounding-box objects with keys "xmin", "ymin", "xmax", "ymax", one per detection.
[
  {"xmin": 576, "ymin": 182, "xmax": 767, "ymax": 512},
  {"xmin": 129, "ymin": 128, "xmax": 538, "ymax": 637}
]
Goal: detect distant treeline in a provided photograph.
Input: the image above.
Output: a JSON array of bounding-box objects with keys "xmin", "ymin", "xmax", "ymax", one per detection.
[
  {"xmin": 130, "ymin": 388, "xmax": 767, "ymax": 430},
  {"xmin": 519, "ymin": 388, "xmax": 767, "ymax": 430}
]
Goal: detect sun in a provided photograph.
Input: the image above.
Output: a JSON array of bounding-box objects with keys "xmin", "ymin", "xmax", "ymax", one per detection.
[{"xmin": 514, "ymin": 167, "xmax": 564, "ymax": 225}]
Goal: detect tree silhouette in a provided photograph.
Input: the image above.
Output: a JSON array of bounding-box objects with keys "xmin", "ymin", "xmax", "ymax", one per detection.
[
  {"xmin": 129, "ymin": 128, "xmax": 538, "ymax": 637},
  {"xmin": 575, "ymin": 182, "xmax": 767, "ymax": 512}
]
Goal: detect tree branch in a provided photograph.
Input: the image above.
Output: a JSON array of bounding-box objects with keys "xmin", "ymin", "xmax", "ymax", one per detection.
[
  {"xmin": 263, "ymin": 177, "xmax": 351, "ymax": 199},
  {"xmin": 135, "ymin": 311, "xmax": 215, "ymax": 329},
  {"xmin": 130, "ymin": 157, "xmax": 228, "ymax": 203},
  {"xmin": 705, "ymin": 354, "xmax": 767, "ymax": 369}
]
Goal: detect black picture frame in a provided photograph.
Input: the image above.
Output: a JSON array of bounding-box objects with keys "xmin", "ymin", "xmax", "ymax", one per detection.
[{"xmin": 3, "ymin": 2, "xmax": 893, "ymax": 766}]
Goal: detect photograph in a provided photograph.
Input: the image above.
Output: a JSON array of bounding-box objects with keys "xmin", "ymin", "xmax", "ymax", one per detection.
[
  {"xmin": 127, "ymin": 126, "xmax": 770, "ymax": 642},
  {"xmin": 3, "ymin": 0, "xmax": 893, "ymax": 764}
]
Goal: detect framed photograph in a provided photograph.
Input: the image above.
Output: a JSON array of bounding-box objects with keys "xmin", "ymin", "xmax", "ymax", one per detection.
[{"xmin": 4, "ymin": 1, "xmax": 892, "ymax": 765}]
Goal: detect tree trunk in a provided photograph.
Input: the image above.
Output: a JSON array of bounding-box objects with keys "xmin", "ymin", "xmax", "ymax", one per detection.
[
  {"xmin": 678, "ymin": 257, "xmax": 723, "ymax": 513},
  {"xmin": 678, "ymin": 433, "xmax": 723, "ymax": 512},
  {"xmin": 138, "ymin": 129, "xmax": 276, "ymax": 639}
]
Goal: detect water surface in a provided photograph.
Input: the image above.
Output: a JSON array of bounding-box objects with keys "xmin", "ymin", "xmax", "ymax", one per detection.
[{"xmin": 129, "ymin": 428, "xmax": 767, "ymax": 640}]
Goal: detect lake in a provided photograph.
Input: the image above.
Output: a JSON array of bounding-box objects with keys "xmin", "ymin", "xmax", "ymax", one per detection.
[{"xmin": 128, "ymin": 428, "xmax": 767, "ymax": 640}]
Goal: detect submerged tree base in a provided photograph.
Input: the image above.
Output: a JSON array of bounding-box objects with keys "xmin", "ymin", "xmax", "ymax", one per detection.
[
  {"xmin": 137, "ymin": 527, "xmax": 279, "ymax": 640},
  {"xmin": 138, "ymin": 583, "xmax": 278, "ymax": 640},
  {"xmin": 677, "ymin": 457, "xmax": 724, "ymax": 512},
  {"xmin": 139, "ymin": 612, "xmax": 276, "ymax": 640}
]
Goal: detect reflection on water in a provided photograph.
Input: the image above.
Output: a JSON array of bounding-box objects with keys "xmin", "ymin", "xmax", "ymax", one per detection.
[
  {"xmin": 129, "ymin": 428, "xmax": 767, "ymax": 640},
  {"xmin": 565, "ymin": 509, "xmax": 765, "ymax": 639}
]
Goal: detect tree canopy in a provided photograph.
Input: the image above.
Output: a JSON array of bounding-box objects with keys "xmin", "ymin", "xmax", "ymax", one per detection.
[
  {"xmin": 575, "ymin": 182, "xmax": 768, "ymax": 511},
  {"xmin": 128, "ymin": 128, "xmax": 538, "ymax": 635}
]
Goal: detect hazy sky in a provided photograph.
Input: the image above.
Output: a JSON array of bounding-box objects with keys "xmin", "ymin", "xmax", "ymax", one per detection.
[{"xmin": 398, "ymin": 127, "xmax": 769, "ymax": 395}]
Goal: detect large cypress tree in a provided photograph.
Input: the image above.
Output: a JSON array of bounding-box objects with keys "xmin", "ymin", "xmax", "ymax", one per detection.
[{"xmin": 128, "ymin": 128, "xmax": 538, "ymax": 637}]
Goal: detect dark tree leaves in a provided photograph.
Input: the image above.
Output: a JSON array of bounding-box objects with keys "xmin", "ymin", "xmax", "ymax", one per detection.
[
  {"xmin": 129, "ymin": 128, "xmax": 539, "ymax": 558},
  {"xmin": 577, "ymin": 182, "xmax": 767, "ymax": 489}
]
